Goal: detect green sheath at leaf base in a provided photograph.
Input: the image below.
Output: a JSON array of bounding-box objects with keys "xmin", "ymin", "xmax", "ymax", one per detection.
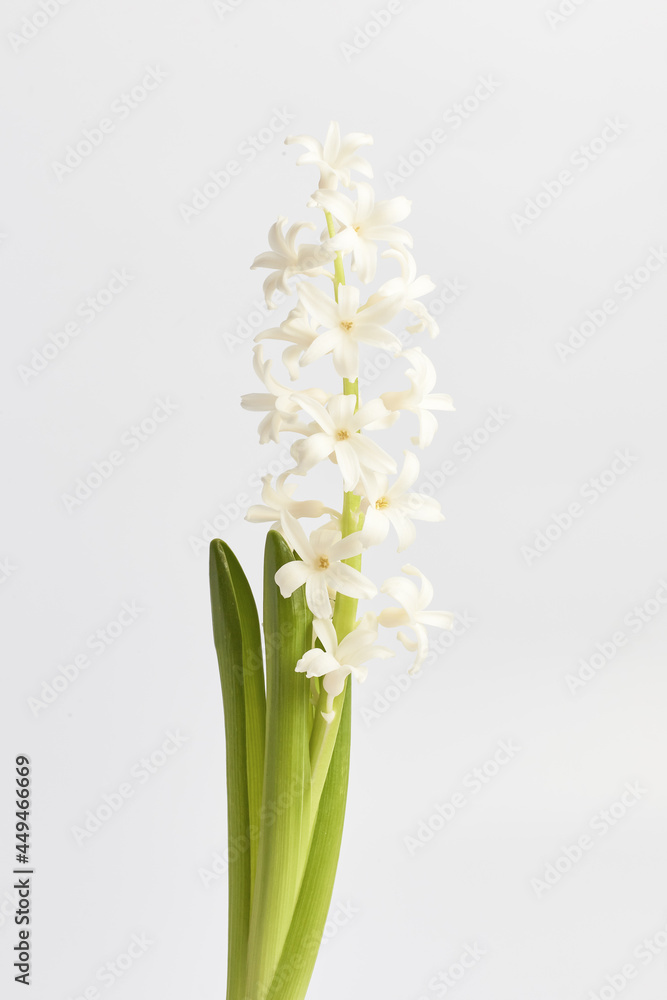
[
  {"xmin": 245, "ymin": 530, "xmax": 313, "ymax": 1000},
  {"xmin": 266, "ymin": 680, "xmax": 351, "ymax": 1000}
]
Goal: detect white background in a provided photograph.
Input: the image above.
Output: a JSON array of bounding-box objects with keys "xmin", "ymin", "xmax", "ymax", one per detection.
[{"xmin": 2, "ymin": 1, "xmax": 667, "ymax": 998}]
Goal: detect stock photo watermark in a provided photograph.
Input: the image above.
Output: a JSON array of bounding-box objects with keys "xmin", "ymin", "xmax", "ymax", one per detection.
[
  {"xmin": 585, "ymin": 916, "xmax": 667, "ymax": 1000},
  {"xmin": 188, "ymin": 447, "xmax": 291, "ymax": 555},
  {"xmin": 512, "ymin": 117, "xmax": 628, "ymax": 234},
  {"xmin": 52, "ymin": 68, "xmax": 168, "ymax": 180},
  {"xmin": 418, "ymin": 406, "xmax": 512, "ymax": 497},
  {"xmin": 384, "ymin": 76, "xmax": 501, "ymax": 192},
  {"xmin": 212, "ymin": 0, "xmax": 246, "ymax": 16},
  {"xmin": 70, "ymin": 731, "xmax": 189, "ymax": 846},
  {"xmin": 179, "ymin": 108, "xmax": 295, "ymax": 223},
  {"xmin": 222, "ymin": 290, "xmax": 288, "ymax": 353},
  {"xmin": 198, "ymin": 773, "xmax": 308, "ymax": 888},
  {"xmin": 319, "ymin": 899, "xmax": 359, "ymax": 947},
  {"xmin": 545, "ymin": 0, "xmax": 593, "ymax": 29},
  {"xmin": 520, "ymin": 449, "xmax": 637, "ymax": 567},
  {"xmin": 565, "ymin": 579, "xmax": 667, "ymax": 694},
  {"xmin": 415, "ymin": 942, "xmax": 486, "ymax": 999},
  {"xmin": 404, "ymin": 739, "xmax": 521, "ymax": 856},
  {"xmin": 0, "ymin": 885, "xmax": 20, "ymax": 934},
  {"xmin": 0, "ymin": 557, "xmax": 18, "ymax": 584},
  {"xmin": 17, "ymin": 269, "xmax": 134, "ymax": 384},
  {"xmin": 360, "ymin": 612, "xmax": 475, "ymax": 727},
  {"xmin": 64, "ymin": 933, "xmax": 154, "ymax": 999},
  {"xmin": 7, "ymin": 0, "xmax": 74, "ymax": 53},
  {"xmin": 357, "ymin": 277, "xmax": 467, "ymax": 390},
  {"xmin": 555, "ymin": 246, "xmax": 667, "ymax": 361},
  {"xmin": 530, "ymin": 782, "xmax": 647, "ymax": 898},
  {"xmin": 339, "ymin": 1, "xmax": 406, "ymax": 63},
  {"xmin": 61, "ymin": 396, "xmax": 179, "ymax": 513},
  {"xmin": 27, "ymin": 600, "xmax": 145, "ymax": 716}
]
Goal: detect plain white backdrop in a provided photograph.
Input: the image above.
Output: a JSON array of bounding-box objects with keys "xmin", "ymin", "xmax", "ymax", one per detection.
[{"xmin": 2, "ymin": 1, "xmax": 667, "ymax": 998}]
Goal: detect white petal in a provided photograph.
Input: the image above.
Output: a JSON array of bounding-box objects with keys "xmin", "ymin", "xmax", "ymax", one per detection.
[
  {"xmin": 321, "ymin": 666, "xmax": 349, "ymax": 700},
  {"xmin": 331, "ymin": 335, "xmax": 359, "ymax": 380},
  {"xmin": 245, "ymin": 504, "xmax": 278, "ymax": 523},
  {"xmin": 294, "ymin": 394, "xmax": 335, "ymax": 433},
  {"xmin": 360, "ymin": 506, "xmax": 390, "ymax": 547},
  {"xmin": 353, "ymin": 397, "xmax": 391, "ymax": 431},
  {"xmin": 391, "ymin": 451, "xmax": 420, "ymax": 495},
  {"xmin": 329, "ymin": 531, "xmax": 365, "ymax": 562},
  {"xmin": 312, "ymin": 617, "xmax": 338, "ymax": 654},
  {"xmin": 351, "ymin": 238, "xmax": 377, "ymax": 283},
  {"xmin": 296, "ymin": 648, "xmax": 340, "ymax": 678},
  {"xmin": 297, "ymin": 282, "xmax": 341, "ymax": 330},
  {"xmin": 361, "ymin": 291, "xmax": 404, "ymax": 326},
  {"xmin": 377, "ymin": 607, "xmax": 410, "ymax": 629},
  {"xmin": 274, "ymin": 560, "xmax": 310, "ymax": 598},
  {"xmin": 366, "ymin": 224, "xmax": 413, "ymax": 246},
  {"xmin": 305, "ymin": 574, "xmax": 333, "ymax": 619},
  {"xmin": 414, "ymin": 409, "xmax": 439, "ymax": 449},
  {"xmin": 301, "ymin": 330, "xmax": 343, "ymax": 371},
  {"xmin": 380, "ymin": 575, "xmax": 419, "ymax": 612},
  {"xmin": 371, "ymin": 195, "xmax": 411, "ymax": 226},
  {"xmin": 334, "ymin": 440, "xmax": 361, "ymax": 492},
  {"xmin": 418, "ymin": 611, "xmax": 455, "ymax": 629},
  {"xmin": 313, "ymin": 189, "xmax": 356, "ymax": 227},
  {"xmin": 293, "ymin": 432, "xmax": 335, "ymax": 474},
  {"xmin": 403, "ymin": 494, "xmax": 444, "ymax": 522},
  {"xmin": 326, "ymin": 394, "xmax": 356, "ymax": 427},
  {"xmin": 337, "ymin": 284, "xmax": 360, "ymax": 319},
  {"xmin": 280, "ymin": 511, "xmax": 314, "ymax": 561},
  {"xmin": 351, "ymin": 434, "xmax": 397, "ymax": 475},
  {"xmin": 326, "ymin": 561, "xmax": 376, "ymax": 600},
  {"xmin": 324, "ymin": 228, "xmax": 358, "ymax": 254},
  {"xmin": 386, "ymin": 509, "xmax": 417, "ymax": 552},
  {"xmin": 424, "ymin": 394, "xmax": 455, "ymax": 412}
]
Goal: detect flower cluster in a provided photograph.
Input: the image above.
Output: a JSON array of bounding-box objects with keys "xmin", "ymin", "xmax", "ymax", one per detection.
[{"xmin": 243, "ymin": 121, "xmax": 454, "ymax": 720}]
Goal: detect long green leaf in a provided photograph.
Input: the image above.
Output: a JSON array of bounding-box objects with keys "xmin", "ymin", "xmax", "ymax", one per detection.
[
  {"xmin": 266, "ymin": 681, "xmax": 351, "ymax": 1000},
  {"xmin": 209, "ymin": 540, "xmax": 265, "ymax": 1000},
  {"xmin": 223, "ymin": 542, "xmax": 266, "ymax": 898},
  {"xmin": 245, "ymin": 530, "xmax": 313, "ymax": 1000}
]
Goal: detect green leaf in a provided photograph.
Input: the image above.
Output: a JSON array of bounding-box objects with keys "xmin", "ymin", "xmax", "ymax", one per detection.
[
  {"xmin": 245, "ymin": 530, "xmax": 313, "ymax": 1000},
  {"xmin": 209, "ymin": 540, "xmax": 266, "ymax": 1000},
  {"xmin": 266, "ymin": 681, "xmax": 351, "ymax": 1000}
]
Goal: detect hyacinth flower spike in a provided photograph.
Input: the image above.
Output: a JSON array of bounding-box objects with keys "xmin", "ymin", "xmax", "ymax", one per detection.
[{"xmin": 209, "ymin": 121, "xmax": 454, "ymax": 1000}]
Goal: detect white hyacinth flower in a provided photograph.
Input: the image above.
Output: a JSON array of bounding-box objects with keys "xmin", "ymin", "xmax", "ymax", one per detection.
[
  {"xmin": 377, "ymin": 245, "xmax": 439, "ymax": 338},
  {"xmin": 241, "ymin": 346, "xmax": 328, "ymax": 443},
  {"xmin": 378, "ymin": 565, "xmax": 454, "ymax": 673},
  {"xmin": 296, "ymin": 614, "xmax": 393, "ymax": 721},
  {"xmin": 275, "ymin": 512, "xmax": 376, "ymax": 619},
  {"xmin": 251, "ymin": 217, "xmax": 335, "ymax": 308},
  {"xmin": 285, "ymin": 121, "xmax": 374, "ymax": 191},
  {"xmin": 381, "ymin": 347, "xmax": 454, "ymax": 448},
  {"xmin": 298, "ymin": 282, "xmax": 404, "ymax": 380},
  {"xmin": 314, "ymin": 183, "xmax": 412, "ymax": 283},
  {"xmin": 362, "ymin": 451, "xmax": 444, "ymax": 552},
  {"xmin": 245, "ymin": 472, "xmax": 336, "ymax": 531},
  {"xmin": 255, "ymin": 302, "xmax": 319, "ymax": 380},
  {"xmin": 290, "ymin": 394, "xmax": 397, "ymax": 492}
]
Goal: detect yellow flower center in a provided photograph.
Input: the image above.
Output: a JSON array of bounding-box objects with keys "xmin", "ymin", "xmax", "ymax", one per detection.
[
  {"xmin": 336, "ymin": 429, "xmax": 350, "ymax": 441},
  {"xmin": 375, "ymin": 497, "xmax": 390, "ymax": 509},
  {"xmin": 318, "ymin": 556, "xmax": 330, "ymax": 570},
  {"xmin": 353, "ymin": 225, "xmax": 361, "ymax": 232},
  {"xmin": 340, "ymin": 320, "xmax": 354, "ymax": 332}
]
